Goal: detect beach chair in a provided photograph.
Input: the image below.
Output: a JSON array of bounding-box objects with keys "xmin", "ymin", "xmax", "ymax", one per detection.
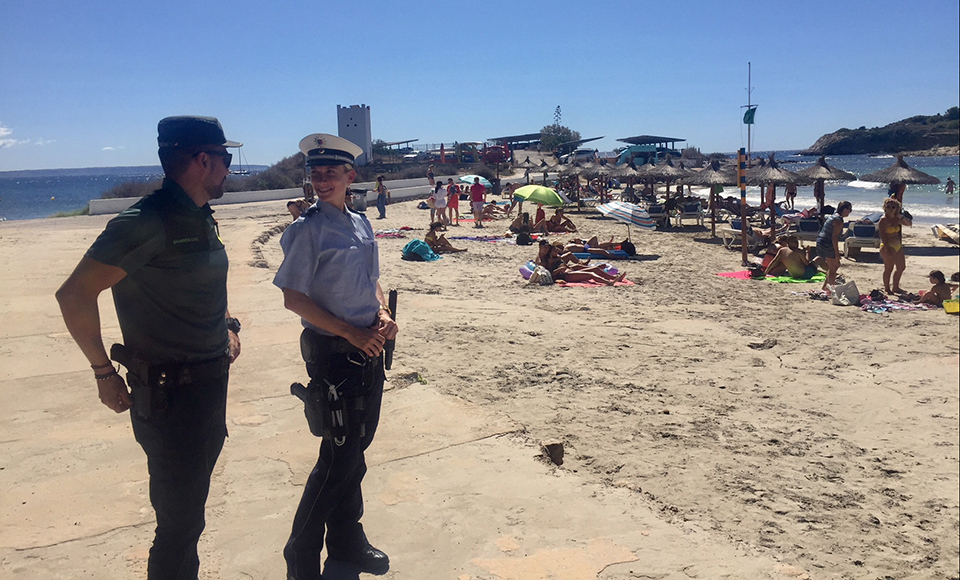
[
  {"xmin": 719, "ymin": 221, "xmax": 758, "ymax": 250},
  {"xmin": 843, "ymin": 222, "xmax": 881, "ymax": 258},
  {"xmin": 674, "ymin": 202, "xmax": 704, "ymax": 227},
  {"xmin": 794, "ymin": 218, "xmax": 822, "ymax": 243},
  {"xmin": 645, "ymin": 204, "xmax": 668, "ymax": 228}
]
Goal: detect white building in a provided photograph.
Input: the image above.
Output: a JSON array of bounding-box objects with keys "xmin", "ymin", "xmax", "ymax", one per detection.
[{"xmin": 337, "ymin": 104, "xmax": 372, "ymax": 166}]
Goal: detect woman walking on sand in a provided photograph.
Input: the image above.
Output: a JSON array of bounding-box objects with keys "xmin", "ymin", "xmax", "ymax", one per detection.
[
  {"xmin": 878, "ymin": 198, "xmax": 912, "ymax": 294},
  {"xmin": 446, "ymin": 178, "xmax": 461, "ymax": 226},
  {"xmin": 432, "ymin": 181, "xmax": 449, "ymax": 226}
]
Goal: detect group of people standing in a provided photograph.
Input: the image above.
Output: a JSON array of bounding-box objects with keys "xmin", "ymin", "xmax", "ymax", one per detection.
[{"xmin": 56, "ymin": 118, "xmax": 396, "ymax": 580}]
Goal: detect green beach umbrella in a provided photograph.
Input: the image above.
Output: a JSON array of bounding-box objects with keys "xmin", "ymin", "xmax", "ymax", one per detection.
[{"xmin": 514, "ymin": 184, "xmax": 565, "ymax": 207}]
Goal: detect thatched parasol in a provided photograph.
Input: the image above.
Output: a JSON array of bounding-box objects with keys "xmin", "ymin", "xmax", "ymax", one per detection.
[
  {"xmin": 645, "ymin": 155, "xmax": 691, "ymax": 182},
  {"xmin": 859, "ymin": 154, "xmax": 940, "ymax": 205},
  {"xmin": 797, "ymin": 156, "xmax": 856, "ymax": 212},
  {"xmin": 859, "ymin": 155, "xmax": 940, "ymax": 185},
  {"xmin": 607, "ymin": 163, "xmax": 640, "ymax": 179},
  {"xmin": 745, "ymin": 153, "xmax": 810, "ymax": 228},
  {"xmin": 797, "ymin": 155, "xmax": 856, "ymax": 182},
  {"xmin": 578, "ymin": 161, "xmax": 606, "ymax": 179},
  {"xmin": 685, "ymin": 160, "xmax": 739, "ymax": 237}
]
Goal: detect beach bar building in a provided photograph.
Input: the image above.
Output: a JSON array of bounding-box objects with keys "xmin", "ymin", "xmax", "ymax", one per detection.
[{"xmin": 617, "ymin": 135, "xmax": 685, "ymax": 165}]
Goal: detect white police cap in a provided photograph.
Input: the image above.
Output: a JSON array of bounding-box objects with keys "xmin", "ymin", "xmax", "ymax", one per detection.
[{"xmin": 299, "ymin": 133, "xmax": 363, "ymax": 166}]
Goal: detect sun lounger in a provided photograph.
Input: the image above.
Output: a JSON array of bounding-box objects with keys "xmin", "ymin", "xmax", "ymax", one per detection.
[
  {"xmin": 645, "ymin": 204, "xmax": 667, "ymax": 228},
  {"xmin": 674, "ymin": 202, "xmax": 704, "ymax": 227},
  {"xmin": 794, "ymin": 217, "xmax": 822, "ymax": 242},
  {"xmin": 719, "ymin": 225, "xmax": 758, "ymax": 250},
  {"xmin": 843, "ymin": 222, "xmax": 880, "ymax": 258}
]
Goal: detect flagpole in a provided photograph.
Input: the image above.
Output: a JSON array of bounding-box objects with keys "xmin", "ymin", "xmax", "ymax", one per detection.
[
  {"xmin": 738, "ymin": 148, "xmax": 749, "ymax": 266},
  {"xmin": 747, "ymin": 62, "xmax": 752, "ymax": 168}
]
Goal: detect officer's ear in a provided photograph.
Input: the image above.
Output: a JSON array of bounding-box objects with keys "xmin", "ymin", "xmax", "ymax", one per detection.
[{"xmin": 345, "ymin": 166, "xmax": 357, "ymax": 185}]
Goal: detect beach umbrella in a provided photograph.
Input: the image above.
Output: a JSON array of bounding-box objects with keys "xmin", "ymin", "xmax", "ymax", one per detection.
[
  {"xmin": 645, "ymin": 155, "xmax": 691, "ymax": 202},
  {"xmin": 859, "ymin": 154, "xmax": 940, "ymax": 205},
  {"xmin": 514, "ymin": 184, "xmax": 565, "ymax": 207},
  {"xmin": 684, "ymin": 159, "xmax": 739, "ymax": 237},
  {"xmin": 746, "ymin": 153, "xmax": 809, "ymax": 228},
  {"xmin": 597, "ymin": 201, "xmax": 657, "ymax": 239},
  {"xmin": 459, "ymin": 175, "xmax": 491, "ymax": 188},
  {"xmin": 797, "ymin": 156, "xmax": 856, "ymax": 213},
  {"xmin": 514, "ymin": 156, "xmax": 539, "ymax": 170}
]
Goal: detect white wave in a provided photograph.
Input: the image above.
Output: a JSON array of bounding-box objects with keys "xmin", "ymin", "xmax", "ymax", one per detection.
[{"xmin": 847, "ymin": 180, "xmax": 885, "ymax": 189}]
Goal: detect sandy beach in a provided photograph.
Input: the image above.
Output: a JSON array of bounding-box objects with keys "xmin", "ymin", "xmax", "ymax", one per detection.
[{"xmin": 1, "ymin": 191, "xmax": 958, "ymax": 579}]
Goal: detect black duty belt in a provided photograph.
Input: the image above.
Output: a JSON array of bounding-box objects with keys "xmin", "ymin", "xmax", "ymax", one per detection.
[{"xmin": 312, "ymin": 333, "xmax": 362, "ymax": 354}]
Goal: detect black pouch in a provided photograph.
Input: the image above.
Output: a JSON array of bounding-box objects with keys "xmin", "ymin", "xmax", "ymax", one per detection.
[{"xmin": 127, "ymin": 372, "xmax": 153, "ymax": 420}]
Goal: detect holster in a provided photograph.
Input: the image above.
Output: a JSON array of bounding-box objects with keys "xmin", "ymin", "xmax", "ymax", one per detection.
[
  {"xmin": 293, "ymin": 328, "xmax": 380, "ymax": 444},
  {"xmin": 111, "ymin": 343, "xmax": 229, "ymax": 420}
]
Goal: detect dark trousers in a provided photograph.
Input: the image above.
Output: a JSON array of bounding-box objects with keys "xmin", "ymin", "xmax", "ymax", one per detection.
[
  {"xmin": 285, "ymin": 354, "xmax": 384, "ymax": 580},
  {"xmin": 131, "ymin": 374, "xmax": 228, "ymax": 580}
]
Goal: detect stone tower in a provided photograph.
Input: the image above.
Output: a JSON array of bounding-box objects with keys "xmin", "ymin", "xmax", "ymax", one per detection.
[{"xmin": 337, "ymin": 104, "xmax": 372, "ymax": 166}]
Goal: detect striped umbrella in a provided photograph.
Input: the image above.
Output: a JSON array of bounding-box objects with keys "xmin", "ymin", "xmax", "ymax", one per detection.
[{"xmin": 597, "ymin": 201, "xmax": 657, "ymax": 239}]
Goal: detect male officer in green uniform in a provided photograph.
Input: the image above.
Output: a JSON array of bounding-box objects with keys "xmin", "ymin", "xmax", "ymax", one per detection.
[
  {"xmin": 56, "ymin": 116, "xmax": 242, "ymax": 580},
  {"xmin": 275, "ymin": 134, "xmax": 398, "ymax": 580}
]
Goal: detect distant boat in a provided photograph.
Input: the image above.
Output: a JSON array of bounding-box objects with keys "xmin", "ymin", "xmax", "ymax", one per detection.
[
  {"xmin": 868, "ymin": 153, "xmax": 894, "ymax": 159},
  {"xmin": 231, "ymin": 146, "xmax": 251, "ymax": 175}
]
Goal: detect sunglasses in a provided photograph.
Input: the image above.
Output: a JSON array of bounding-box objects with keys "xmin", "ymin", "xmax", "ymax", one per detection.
[{"xmin": 198, "ymin": 150, "xmax": 232, "ymax": 168}]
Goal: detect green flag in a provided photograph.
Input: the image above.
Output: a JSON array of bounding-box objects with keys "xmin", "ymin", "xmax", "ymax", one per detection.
[{"xmin": 743, "ymin": 106, "xmax": 757, "ymax": 125}]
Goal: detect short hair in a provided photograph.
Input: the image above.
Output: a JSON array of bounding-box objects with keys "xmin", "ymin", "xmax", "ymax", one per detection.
[
  {"xmin": 837, "ymin": 200, "xmax": 853, "ymax": 214},
  {"xmin": 158, "ymin": 146, "xmax": 200, "ymax": 179},
  {"xmin": 930, "ymin": 270, "xmax": 946, "ymax": 284}
]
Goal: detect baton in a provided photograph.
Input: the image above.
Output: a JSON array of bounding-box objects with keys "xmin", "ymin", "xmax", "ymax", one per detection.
[{"xmin": 384, "ymin": 289, "xmax": 397, "ymax": 370}]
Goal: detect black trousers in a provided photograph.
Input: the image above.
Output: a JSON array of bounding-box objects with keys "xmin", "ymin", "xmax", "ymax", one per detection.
[
  {"xmin": 130, "ymin": 373, "xmax": 228, "ymax": 580},
  {"xmin": 285, "ymin": 352, "xmax": 384, "ymax": 580}
]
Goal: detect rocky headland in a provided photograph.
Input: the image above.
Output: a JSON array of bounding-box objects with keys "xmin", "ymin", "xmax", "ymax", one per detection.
[{"xmin": 801, "ymin": 107, "xmax": 959, "ymax": 156}]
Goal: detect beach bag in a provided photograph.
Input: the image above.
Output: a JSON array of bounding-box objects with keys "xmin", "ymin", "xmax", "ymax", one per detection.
[
  {"xmin": 830, "ymin": 280, "xmax": 860, "ymax": 306},
  {"xmin": 528, "ymin": 266, "xmax": 553, "ymax": 286},
  {"xmin": 426, "ymin": 197, "xmax": 435, "ymax": 209}
]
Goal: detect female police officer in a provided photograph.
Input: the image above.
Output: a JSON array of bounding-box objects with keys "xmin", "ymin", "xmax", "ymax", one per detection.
[{"xmin": 273, "ymin": 134, "xmax": 398, "ymax": 580}]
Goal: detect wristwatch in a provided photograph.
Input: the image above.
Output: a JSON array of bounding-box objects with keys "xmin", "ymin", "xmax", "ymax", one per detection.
[{"xmin": 226, "ymin": 317, "xmax": 241, "ymax": 334}]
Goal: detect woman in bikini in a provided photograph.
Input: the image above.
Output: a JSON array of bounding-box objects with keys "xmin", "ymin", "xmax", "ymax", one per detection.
[
  {"xmin": 425, "ymin": 222, "xmax": 466, "ymax": 253},
  {"xmin": 535, "ymin": 241, "xmax": 625, "ymax": 286},
  {"xmin": 878, "ymin": 198, "xmax": 912, "ymax": 294}
]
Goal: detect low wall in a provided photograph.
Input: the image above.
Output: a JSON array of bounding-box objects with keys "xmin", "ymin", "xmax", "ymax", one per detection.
[{"xmin": 88, "ymin": 180, "xmax": 434, "ymax": 216}]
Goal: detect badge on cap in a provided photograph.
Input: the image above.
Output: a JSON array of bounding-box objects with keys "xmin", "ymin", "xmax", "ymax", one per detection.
[{"xmin": 299, "ymin": 133, "xmax": 363, "ymax": 166}]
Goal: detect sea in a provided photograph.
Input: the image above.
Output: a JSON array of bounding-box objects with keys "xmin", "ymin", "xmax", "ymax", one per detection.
[{"xmin": 1, "ymin": 153, "xmax": 958, "ymax": 224}]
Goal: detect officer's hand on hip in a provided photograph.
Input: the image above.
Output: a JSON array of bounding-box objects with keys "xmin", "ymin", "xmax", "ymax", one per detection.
[
  {"xmin": 346, "ymin": 326, "xmax": 386, "ymax": 358},
  {"xmin": 98, "ymin": 374, "xmax": 131, "ymax": 413}
]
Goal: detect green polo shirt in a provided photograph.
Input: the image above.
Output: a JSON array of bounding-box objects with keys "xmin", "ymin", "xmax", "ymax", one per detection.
[{"xmin": 87, "ymin": 179, "xmax": 229, "ymax": 364}]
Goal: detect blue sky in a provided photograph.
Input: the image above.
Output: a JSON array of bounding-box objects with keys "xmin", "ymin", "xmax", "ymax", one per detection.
[{"xmin": 1, "ymin": 0, "xmax": 958, "ymax": 171}]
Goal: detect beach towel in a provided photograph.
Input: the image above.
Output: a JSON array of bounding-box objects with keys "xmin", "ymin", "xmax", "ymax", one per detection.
[
  {"xmin": 448, "ymin": 235, "xmax": 509, "ymax": 242},
  {"xmin": 375, "ymin": 230, "xmax": 406, "ymax": 239},
  {"xmin": 767, "ymin": 272, "xmax": 826, "ymax": 283},
  {"xmin": 401, "ymin": 239, "xmax": 441, "ymax": 262},
  {"xmin": 859, "ymin": 298, "xmax": 936, "ymax": 314},
  {"xmin": 557, "ymin": 279, "xmax": 635, "ymax": 288},
  {"xmin": 716, "ymin": 270, "xmax": 754, "ymax": 280},
  {"xmin": 718, "ymin": 270, "xmax": 826, "ymax": 283},
  {"xmin": 572, "ymin": 250, "xmax": 630, "ymax": 260}
]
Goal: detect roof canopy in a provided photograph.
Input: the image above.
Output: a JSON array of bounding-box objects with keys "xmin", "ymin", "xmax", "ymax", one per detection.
[
  {"xmin": 487, "ymin": 132, "xmax": 543, "ymax": 143},
  {"xmin": 381, "ymin": 139, "xmax": 418, "ymax": 147},
  {"xmin": 617, "ymin": 135, "xmax": 685, "ymax": 146}
]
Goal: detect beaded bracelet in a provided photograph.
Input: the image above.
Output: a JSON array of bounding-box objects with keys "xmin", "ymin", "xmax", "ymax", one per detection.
[{"xmin": 94, "ymin": 370, "xmax": 119, "ymax": 381}]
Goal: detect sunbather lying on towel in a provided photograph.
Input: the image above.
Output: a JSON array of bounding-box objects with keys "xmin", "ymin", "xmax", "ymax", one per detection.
[
  {"xmin": 564, "ymin": 236, "xmax": 636, "ymax": 257},
  {"xmin": 425, "ymin": 222, "xmax": 466, "ymax": 253},
  {"xmin": 536, "ymin": 240, "xmax": 625, "ymax": 286},
  {"xmin": 481, "ymin": 202, "xmax": 509, "ymax": 220}
]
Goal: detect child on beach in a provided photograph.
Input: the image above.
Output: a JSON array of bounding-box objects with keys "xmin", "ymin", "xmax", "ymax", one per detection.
[{"xmin": 915, "ymin": 270, "xmax": 952, "ymax": 306}]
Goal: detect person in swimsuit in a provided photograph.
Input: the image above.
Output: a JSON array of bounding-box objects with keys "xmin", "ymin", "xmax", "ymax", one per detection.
[
  {"xmin": 424, "ymin": 222, "xmax": 466, "ymax": 253},
  {"xmin": 915, "ymin": 270, "xmax": 952, "ymax": 306},
  {"xmin": 816, "ymin": 200, "xmax": 852, "ymax": 291},
  {"xmin": 535, "ymin": 240, "xmax": 625, "ymax": 286},
  {"xmin": 878, "ymin": 197, "xmax": 912, "ymax": 294}
]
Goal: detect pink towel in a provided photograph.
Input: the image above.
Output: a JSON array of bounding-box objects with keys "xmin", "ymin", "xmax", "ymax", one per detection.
[{"xmin": 716, "ymin": 270, "xmax": 753, "ymax": 280}]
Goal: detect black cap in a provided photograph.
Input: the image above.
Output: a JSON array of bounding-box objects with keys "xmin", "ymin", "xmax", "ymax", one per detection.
[{"xmin": 157, "ymin": 116, "xmax": 241, "ymax": 148}]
